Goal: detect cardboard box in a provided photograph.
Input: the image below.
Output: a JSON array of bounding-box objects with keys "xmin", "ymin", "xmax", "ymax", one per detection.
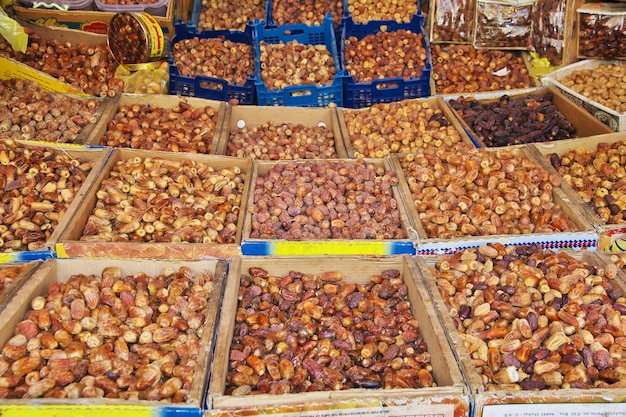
[
  {"xmin": 416, "ymin": 251, "xmax": 626, "ymax": 417},
  {"xmin": 216, "ymin": 105, "xmax": 347, "ymax": 159},
  {"xmin": 542, "ymin": 59, "xmax": 626, "ymax": 132},
  {"xmin": 208, "ymin": 255, "xmax": 470, "ymax": 416},
  {"xmin": 390, "ymin": 146, "xmax": 597, "ymax": 256},
  {"xmin": 0, "ymin": 261, "xmax": 41, "ymax": 313},
  {"xmin": 0, "ymin": 142, "xmax": 110, "ymax": 262},
  {"xmin": 529, "ymin": 131, "xmax": 626, "ymax": 250},
  {"xmin": 56, "ymin": 149, "xmax": 252, "ymax": 259},
  {"xmin": 84, "ymin": 93, "xmax": 227, "ymax": 153},
  {"xmin": 13, "ymin": 0, "xmax": 175, "ymax": 35},
  {"xmin": 0, "ymin": 257, "xmax": 226, "ymax": 412},
  {"xmin": 240, "ymin": 158, "xmax": 418, "ymax": 256},
  {"xmin": 337, "ymin": 97, "xmax": 474, "ymax": 159},
  {"xmin": 445, "ymin": 86, "xmax": 613, "ymax": 148}
]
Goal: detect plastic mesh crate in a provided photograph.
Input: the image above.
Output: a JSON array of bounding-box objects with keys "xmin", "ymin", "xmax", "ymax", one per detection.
[
  {"xmin": 254, "ymin": 15, "xmax": 343, "ymax": 107},
  {"xmin": 168, "ymin": 23, "xmax": 257, "ymax": 105},
  {"xmin": 341, "ymin": 13, "xmax": 432, "ymax": 108}
]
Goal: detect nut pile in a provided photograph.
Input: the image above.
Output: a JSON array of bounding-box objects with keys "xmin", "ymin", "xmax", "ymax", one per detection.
[
  {"xmin": 80, "ymin": 156, "xmax": 246, "ymax": 244},
  {"xmin": 547, "ymin": 141, "xmax": 626, "ymax": 224},
  {"xmin": 197, "ymin": 0, "xmax": 265, "ymax": 31},
  {"xmin": 249, "ymin": 159, "xmax": 407, "ymax": 240},
  {"xmin": 227, "ymin": 121, "xmax": 337, "ymax": 160},
  {"xmin": 431, "ymin": 0, "xmax": 474, "ymax": 43},
  {"xmin": 0, "ymin": 264, "xmax": 27, "ymax": 296},
  {"xmin": 557, "ymin": 64, "xmax": 626, "ymax": 113},
  {"xmin": 0, "ymin": 32, "xmax": 123, "ymax": 98},
  {"xmin": 0, "ymin": 138, "xmax": 93, "ymax": 252},
  {"xmin": 271, "ymin": 0, "xmax": 343, "ymax": 28},
  {"xmin": 579, "ymin": 14, "xmax": 626, "ymax": 59},
  {"xmin": 401, "ymin": 142, "xmax": 579, "ymax": 239},
  {"xmin": 100, "ymin": 101, "xmax": 219, "ymax": 154},
  {"xmin": 171, "ymin": 38, "xmax": 254, "ymax": 86},
  {"xmin": 343, "ymin": 30, "xmax": 428, "ymax": 83},
  {"xmin": 342, "ymin": 99, "xmax": 463, "ymax": 157},
  {"xmin": 431, "ymin": 44, "xmax": 532, "ymax": 95},
  {"xmin": 259, "ymin": 41, "xmax": 337, "ymax": 90},
  {"xmin": 0, "ymin": 79, "xmax": 100, "ymax": 144},
  {"xmin": 0, "ymin": 266, "xmax": 214, "ymax": 400},
  {"xmin": 431, "ymin": 244, "xmax": 626, "ymax": 391},
  {"xmin": 227, "ymin": 267, "xmax": 435, "ymax": 394},
  {"xmin": 346, "ymin": 0, "xmax": 417, "ymax": 23},
  {"xmin": 449, "ymin": 92, "xmax": 577, "ymax": 147}
]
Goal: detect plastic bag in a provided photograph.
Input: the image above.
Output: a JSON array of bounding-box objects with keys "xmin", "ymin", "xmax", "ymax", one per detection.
[
  {"xmin": 115, "ymin": 61, "xmax": 169, "ymax": 94},
  {"xmin": 0, "ymin": 7, "xmax": 28, "ymax": 53}
]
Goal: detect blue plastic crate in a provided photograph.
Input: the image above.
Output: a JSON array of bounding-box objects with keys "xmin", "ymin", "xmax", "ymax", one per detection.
[
  {"xmin": 340, "ymin": 13, "xmax": 431, "ymax": 108},
  {"xmin": 168, "ymin": 23, "xmax": 257, "ymax": 104},
  {"xmin": 264, "ymin": 0, "xmax": 345, "ymax": 52},
  {"xmin": 254, "ymin": 16, "xmax": 343, "ymax": 107}
]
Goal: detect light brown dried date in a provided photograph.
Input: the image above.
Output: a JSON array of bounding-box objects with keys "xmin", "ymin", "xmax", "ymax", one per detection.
[
  {"xmin": 249, "ymin": 159, "xmax": 407, "ymax": 240},
  {"xmin": 432, "ymin": 244, "xmax": 626, "ymax": 391},
  {"xmin": 0, "ymin": 79, "xmax": 100, "ymax": 144},
  {"xmin": 227, "ymin": 121, "xmax": 337, "ymax": 160},
  {"xmin": 557, "ymin": 64, "xmax": 626, "ymax": 113},
  {"xmin": 226, "ymin": 267, "xmax": 435, "ymax": 394},
  {"xmin": 343, "ymin": 29, "xmax": 427, "ymax": 83},
  {"xmin": 197, "ymin": 0, "xmax": 265, "ymax": 31},
  {"xmin": 0, "ymin": 266, "xmax": 215, "ymax": 400},
  {"xmin": 547, "ymin": 140, "xmax": 626, "ymax": 224},
  {"xmin": 401, "ymin": 142, "xmax": 578, "ymax": 239},
  {"xmin": 271, "ymin": 0, "xmax": 343, "ymax": 28},
  {"xmin": 346, "ymin": 0, "xmax": 417, "ymax": 23},
  {"xmin": 100, "ymin": 101, "xmax": 219, "ymax": 154},
  {"xmin": 171, "ymin": 38, "xmax": 254, "ymax": 86},
  {"xmin": 0, "ymin": 32, "xmax": 123, "ymax": 97}
]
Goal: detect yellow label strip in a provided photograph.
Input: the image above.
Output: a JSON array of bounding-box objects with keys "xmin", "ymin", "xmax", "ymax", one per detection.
[{"xmin": 0, "ymin": 405, "xmax": 153, "ymax": 417}]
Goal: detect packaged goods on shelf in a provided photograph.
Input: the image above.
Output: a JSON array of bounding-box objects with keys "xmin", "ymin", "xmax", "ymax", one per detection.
[
  {"xmin": 240, "ymin": 158, "xmax": 417, "ymax": 256},
  {"xmin": 253, "ymin": 16, "xmax": 343, "ymax": 107},
  {"xmin": 337, "ymin": 97, "xmax": 471, "ymax": 158},
  {"xmin": 56, "ymin": 149, "xmax": 251, "ymax": 259},
  {"xmin": 0, "ymin": 139, "xmax": 110, "ymax": 261},
  {"xmin": 473, "ymin": 0, "xmax": 534, "ymax": 49},
  {"xmin": 446, "ymin": 86, "xmax": 612, "ymax": 148},
  {"xmin": 16, "ymin": 0, "xmax": 95, "ymax": 11},
  {"xmin": 217, "ymin": 105, "xmax": 346, "ymax": 159},
  {"xmin": 417, "ymin": 245, "xmax": 626, "ymax": 416},
  {"xmin": 392, "ymin": 143, "xmax": 597, "ymax": 255},
  {"xmin": 169, "ymin": 23, "xmax": 257, "ymax": 104},
  {"xmin": 0, "ymin": 258, "xmax": 226, "ymax": 410},
  {"xmin": 84, "ymin": 93, "xmax": 227, "ymax": 154},
  {"xmin": 577, "ymin": 3, "xmax": 626, "ymax": 60},
  {"xmin": 340, "ymin": 13, "xmax": 431, "ymax": 108},
  {"xmin": 531, "ymin": 0, "xmax": 585, "ymax": 66},
  {"xmin": 12, "ymin": 0, "xmax": 175, "ymax": 34},
  {"xmin": 94, "ymin": 0, "xmax": 170, "ymax": 16},
  {"xmin": 208, "ymin": 255, "xmax": 469, "ymax": 417},
  {"xmin": 530, "ymin": 132, "xmax": 626, "ymax": 250},
  {"xmin": 429, "ymin": 0, "xmax": 475, "ymax": 44},
  {"xmin": 542, "ymin": 59, "xmax": 626, "ymax": 131}
]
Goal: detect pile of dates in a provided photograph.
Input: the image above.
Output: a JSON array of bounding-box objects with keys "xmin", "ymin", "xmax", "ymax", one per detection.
[
  {"xmin": 431, "ymin": 244, "xmax": 626, "ymax": 391},
  {"xmin": 227, "ymin": 267, "xmax": 435, "ymax": 394},
  {"xmin": 449, "ymin": 92, "xmax": 577, "ymax": 147}
]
